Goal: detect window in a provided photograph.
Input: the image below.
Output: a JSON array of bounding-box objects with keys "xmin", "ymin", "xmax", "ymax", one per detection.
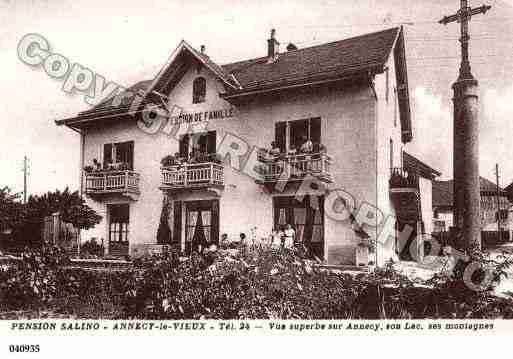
[
  {"xmin": 103, "ymin": 141, "xmax": 134, "ymax": 169},
  {"xmin": 109, "ymin": 204, "xmax": 129, "ymax": 243},
  {"xmin": 179, "ymin": 131, "xmax": 216, "ymax": 159},
  {"xmin": 273, "ymin": 196, "xmax": 324, "ymax": 259},
  {"xmin": 185, "ymin": 200, "xmax": 219, "ymax": 254},
  {"xmin": 275, "ymin": 117, "xmax": 321, "ymax": 153},
  {"xmin": 192, "ymin": 77, "xmax": 206, "ymax": 104}
]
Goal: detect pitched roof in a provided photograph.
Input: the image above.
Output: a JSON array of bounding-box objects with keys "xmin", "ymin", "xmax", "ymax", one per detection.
[
  {"xmin": 403, "ymin": 151, "xmax": 441, "ymax": 180},
  {"xmin": 222, "ymin": 27, "xmax": 400, "ymax": 96},
  {"xmin": 433, "ymin": 177, "xmax": 507, "ymax": 208},
  {"xmin": 57, "ymin": 27, "xmax": 406, "ymax": 129}
]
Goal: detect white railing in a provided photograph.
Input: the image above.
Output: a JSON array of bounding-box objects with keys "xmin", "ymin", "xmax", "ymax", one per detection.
[
  {"xmin": 85, "ymin": 170, "xmax": 140, "ymax": 194},
  {"xmin": 258, "ymin": 152, "xmax": 332, "ymax": 182},
  {"xmin": 161, "ymin": 162, "xmax": 224, "ymax": 188}
]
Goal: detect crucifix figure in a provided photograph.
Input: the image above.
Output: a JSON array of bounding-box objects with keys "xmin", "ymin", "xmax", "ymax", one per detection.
[
  {"xmin": 439, "ymin": 1, "xmax": 492, "ymax": 80},
  {"xmin": 439, "ymin": 1, "xmax": 491, "ymax": 253}
]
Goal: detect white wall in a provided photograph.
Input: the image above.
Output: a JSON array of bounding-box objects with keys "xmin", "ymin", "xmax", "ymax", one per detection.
[
  {"xmin": 80, "ymin": 60, "xmax": 385, "ymax": 264},
  {"xmin": 373, "ymin": 51, "xmax": 404, "ymax": 265},
  {"xmin": 419, "ymin": 177, "xmax": 434, "ymax": 235}
]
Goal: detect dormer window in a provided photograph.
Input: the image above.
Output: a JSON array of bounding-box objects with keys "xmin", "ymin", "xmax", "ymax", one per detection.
[{"xmin": 192, "ymin": 77, "xmax": 206, "ymax": 104}]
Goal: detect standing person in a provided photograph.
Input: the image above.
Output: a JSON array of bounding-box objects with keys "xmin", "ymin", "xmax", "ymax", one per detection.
[
  {"xmin": 220, "ymin": 233, "xmax": 229, "ymax": 249},
  {"xmin": 270, "ymin": 229, "xmax": 281, "ymax": 248},
  {"xmin": 239, "ymin": 232, "xmax": 247, "ymax": 246},
  {"xmin": 283, "ymin": 224, "xmax": 295, "ymax": 249},
  {"xmin": 269, "ymin": 141, "xmax": 281, "ymax": 157},
  {"xmin": 300, "ymin": 135, "xmax": 313, "ymax": 153}
]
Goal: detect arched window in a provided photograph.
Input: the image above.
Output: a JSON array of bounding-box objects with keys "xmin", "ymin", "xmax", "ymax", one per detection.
[{"xmin": 192, "ymin": 77, "xmax": 206, "ymax": 104}]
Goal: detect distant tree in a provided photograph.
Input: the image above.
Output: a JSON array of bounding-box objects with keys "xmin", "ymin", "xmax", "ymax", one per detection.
[
  {"xmin": 0, "ymin": 186, "xmax": 25, "ymax": 231},
  {"xmin": 16, "ymin": 187, "xmax": 102, "ymax": 246}
]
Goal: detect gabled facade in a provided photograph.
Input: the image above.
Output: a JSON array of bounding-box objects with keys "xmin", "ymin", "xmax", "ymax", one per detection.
[{"xmin": 56, "ymin": 27, "xmax": 432, "ymax": 266}]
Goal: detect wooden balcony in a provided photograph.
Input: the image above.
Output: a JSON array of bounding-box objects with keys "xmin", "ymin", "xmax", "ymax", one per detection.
[
  {"xmin": 389, "ymin": 167, "xmax": 420, "ymax": 222},
  {"xmin": 161, "ymin": 162, "xmax": 224, "ymax": 194},
  {"xmin": 389, "ymin": 167, "xmax": 419, "ymax": 192},
  {"xmin": 256, "ymin": 152, "xmax": 333, "ymax": 186},
  {"xmin": 85, "ymin": 170, "xmax": 140, "ymax": 200}
]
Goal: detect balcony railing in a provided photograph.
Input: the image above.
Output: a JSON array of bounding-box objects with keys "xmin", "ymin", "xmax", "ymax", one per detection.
[
  {"xmin": 389, "ymin": 167, "xmax": 419, "ymax": 190},
  {"xmin": 161, "ymin": 162, "xmax": 224, "ymax": 190},
  {"xmin": 256, "ymin": 152, "xmax": 333, "ymax": 183},
  {"xmin": 85, "ymin": 170, "xmax": 140, "ymax": 196}
]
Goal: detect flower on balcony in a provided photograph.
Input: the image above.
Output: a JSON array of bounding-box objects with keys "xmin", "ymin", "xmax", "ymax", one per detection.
[
  {"xmin": 161, "ymin": 152, "xmax": 222, "ymax": 167},
  {"xmin": 161, "ymin": 154, "xmax": 179, "ymax": 167},
  {"xmin": 104, "ymin": 162, "xmax": 130, "ymax": 171}
]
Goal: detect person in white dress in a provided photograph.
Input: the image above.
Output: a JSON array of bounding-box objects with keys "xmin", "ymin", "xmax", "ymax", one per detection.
[{"xmin": 283, "ymin": 224, "xmax": 295, "ymax": 249}]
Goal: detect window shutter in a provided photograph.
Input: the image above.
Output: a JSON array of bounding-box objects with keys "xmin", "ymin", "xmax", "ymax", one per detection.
[
  {"xmin": 173, "ymin": 201, "xmax": 182, "ymax": 250},
  {"xmin": 127, "ymin": 141, "xmax": 134, "ymax": 170},
  {"xmin": 211, "ymin": 200, "xmax": 219, "ymax": 245},
  {"xmin": 207, "ymin": 131, "xmax": 217, "ymax": 155},
  {"xmin": 103, "ymin": 143, "xmax": 112, "ymax": 168},
  {"xmin": 179, "ymin": 135, "xmax": 189, "ymax": 158},
  {"xmin": 275, "ymin": 122, "xmax": 286, "ymax": 153},
  {"xmin": 310, "ymin": 117, "xmax": 321, "ymax": 145}
]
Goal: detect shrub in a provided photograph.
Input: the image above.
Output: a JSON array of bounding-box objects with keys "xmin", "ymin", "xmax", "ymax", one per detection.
[
  {"xmin": 2, "ymin": 245, "xmax": 513, "ymax": 319},
  {"xmin": 80, "ymin": 239, "xmax": 104, "ymax": 258}
]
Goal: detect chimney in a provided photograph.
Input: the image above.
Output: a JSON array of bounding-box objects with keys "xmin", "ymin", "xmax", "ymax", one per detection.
[
  {"xmin": 200, "ymin": 45, "xmax": 206, "ymax": 55},
  {"xmin": 286, "ymin": 43, "xmax": 298, "ymax": 51},
  {"xmin": 267, "ymin": 29, "xmax": 280, "ymax": 58}
]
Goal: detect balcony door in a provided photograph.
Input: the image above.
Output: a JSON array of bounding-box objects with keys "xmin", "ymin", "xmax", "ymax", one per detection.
[
  {"xmin": 184, "ymin": 200, "xmax": 219, "ymax": 254},
  {"xmin": 275, "ymin": 117, "xmax": 321, "ymax": 153},
  {"xmin": 273, "ymin": 196, "xmax": 324, "ymax": 259},
  {"xmin": 179, "ymin": 131, "xmax": 216, "ymax": 160},
  {"xmin": 103, "ymin": 141, "xmax": 134, "ymax": 170}
]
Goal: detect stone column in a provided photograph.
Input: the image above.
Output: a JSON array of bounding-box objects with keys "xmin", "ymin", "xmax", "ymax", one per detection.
[{"xmin": 452, "ymin": 78, "xmax": 481, "ymax": 253}]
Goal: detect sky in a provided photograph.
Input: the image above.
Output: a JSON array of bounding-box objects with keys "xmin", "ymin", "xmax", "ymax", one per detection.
[{"xmin": 0, "ymin": 0, "xmax": 512, "ymax": 196}]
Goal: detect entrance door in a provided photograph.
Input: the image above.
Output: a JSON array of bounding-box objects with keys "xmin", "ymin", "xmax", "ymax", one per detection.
[
  {"xmin": 273, "ymin": 196, "xmax": 324, "ymax": 259},
  {"xmin": 108, "ymin": 204, "xmax": 129, "ymax": 257},
  {"xmin": 185, "ymin": 200, "xmax": 219, "ymax": 254}
]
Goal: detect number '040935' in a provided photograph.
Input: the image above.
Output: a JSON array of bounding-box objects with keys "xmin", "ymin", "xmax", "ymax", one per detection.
[{"xmin": 9, "ymin": 344, "xmax": 40, "ymax": 353}]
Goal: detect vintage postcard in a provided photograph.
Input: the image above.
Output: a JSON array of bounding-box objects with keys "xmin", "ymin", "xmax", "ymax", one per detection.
[{"xmin": 1, "ymin": 0, "xmax": 513, "ymax": 356}]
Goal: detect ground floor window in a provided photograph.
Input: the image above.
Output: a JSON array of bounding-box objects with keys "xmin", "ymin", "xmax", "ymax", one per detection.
[
  {"xmin": 184, "ymin": 200, "xmax": 219, "ymax": 254},
  {"xmin": 273, "ymin": 195, "xmax": 324, "ymax": 259}
]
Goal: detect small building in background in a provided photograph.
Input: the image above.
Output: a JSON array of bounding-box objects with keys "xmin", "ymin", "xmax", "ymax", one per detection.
[{"xmin": 432, "ymin": 177, "xmax": 512, "ymax": 247}]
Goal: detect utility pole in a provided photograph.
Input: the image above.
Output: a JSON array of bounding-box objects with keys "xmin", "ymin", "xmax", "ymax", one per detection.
[
  {"xmin": 495, "ymin": 163, "xmax": 501, "ymax": 236},
  {"xmin": 440, "ymin": 1, "xmax": 491, "ymax": 253},
  {"xmin": 22, "ymin": 155, "xmax": 29, "ymax": 204}
]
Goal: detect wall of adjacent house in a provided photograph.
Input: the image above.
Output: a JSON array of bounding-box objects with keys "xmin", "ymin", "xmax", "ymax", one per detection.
[
  {"xmin": 435, "ymin": 210, "xmax": 453, "ymax": 230},
  {"xmin": 81, "ymin": 63, "xmax": 379, "ymax": 264},
  {"xmin": 373, "ymin": 50, "xmax": 404, "ymax": 265},
  {"xmin": 481, "ymin": 194, "xmax": 511, "ymax": 232},
  {"xmin": 419, "ymin": 177, "xmax": 434, "ymax": 235}
]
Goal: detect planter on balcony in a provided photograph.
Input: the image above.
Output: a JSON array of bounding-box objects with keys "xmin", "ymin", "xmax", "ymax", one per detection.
[
  {"xmin": 255, "ymin": 152, "xmax": 333, "ymax": 186},
  {"xmin": 160, "ymin": 162, "xmax": 224, "ymax": 195},
  {"xmin": 84, "ymin": 170, "xmax": 140, "ymax": 200}
]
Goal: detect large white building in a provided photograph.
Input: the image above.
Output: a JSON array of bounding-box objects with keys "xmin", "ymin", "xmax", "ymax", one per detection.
[{"xmin": 57, "ymin": 27, "xmax": 438, "ymax": 266}]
